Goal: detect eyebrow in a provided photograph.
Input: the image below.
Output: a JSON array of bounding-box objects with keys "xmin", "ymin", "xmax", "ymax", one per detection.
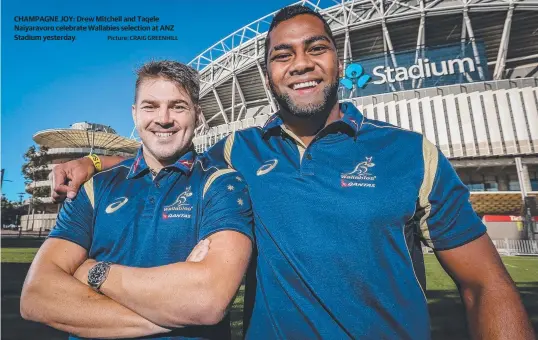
[
  {"xmin": 272, "ymin": 43, "xmax": 293, "ymax": 52},
  {"xmin": 304, "ymin": 35, "xmax": 331, "ymax": 46},
  {"xmin": 170, "ymin": 99, "xmax": 190, "ymax": 105},
  {"xmin": 271, "ymin": 35, "xmax": 331, "ymax": 54},
  {"xmin": 139, "ymin": 99, "xmax": 190, "ymax": 105},
  {"xmin": 140, "ymin": 99, "xmax": 158, "ymax": 105}
]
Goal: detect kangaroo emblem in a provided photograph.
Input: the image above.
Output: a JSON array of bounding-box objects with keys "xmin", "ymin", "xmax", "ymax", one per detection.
[
  {"xmin": 169, "ymin": 186, "xmax": 193, "ymax": 206},
  {"xmin": 346, "ymin": 157, "xmax": 375, "ymax": 175}
]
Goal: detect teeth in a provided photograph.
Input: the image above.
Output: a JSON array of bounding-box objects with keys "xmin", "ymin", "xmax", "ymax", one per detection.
[
  {"xmin": 155, "ymin": 132, "xmax": 173, "ymax": 137},
  {"xmin": 293, "ymin": 81, "xmax": 318, "ymax": 90}
]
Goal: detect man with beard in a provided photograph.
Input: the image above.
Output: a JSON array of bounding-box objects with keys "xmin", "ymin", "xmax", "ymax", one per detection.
[
  {"xmin": 50, "ymin": 5, "xmax": 534, "ymax": 339},
  {"xmin": 21, "ymin": 60, "xmax": 253, "ymax": 339}
]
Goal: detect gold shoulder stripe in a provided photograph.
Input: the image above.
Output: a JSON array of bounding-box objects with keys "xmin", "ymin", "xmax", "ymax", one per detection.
[
  {"xmin": 83, "ymin": 178, "xmax": 95, "ymax": 209},
  {"xmin": 418, "ymin": 137, "xmax": 438, "ymax": 247},
  {"xmin": 203, "ymin": 169, "xmax": 237, "ymax": 198},
  {"xmin": 224, "ymin": 132, "xmax": 236, "ymax": 167}
]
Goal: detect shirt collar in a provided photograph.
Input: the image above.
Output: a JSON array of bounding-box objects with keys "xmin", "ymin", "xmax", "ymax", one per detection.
[
  {"xmin": 338, "ymin": 102, "xmax": 364, "ymax": 138},
  {"xmin": 127, "ymin": 146, "xmax": 197, "ymax": 179},
  {"xmin": 261, "ymin": 102, "xmax": 364, "ymax": 138}
]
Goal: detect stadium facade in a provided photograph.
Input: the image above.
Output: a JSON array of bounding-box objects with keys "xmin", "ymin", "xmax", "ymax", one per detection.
[
  {"xmin": 189, "ymin": 0, "xmax": 538, "ymax": 240},
  {"xmin": 21, "ymin": 122, "xmax": 139, "ymax": 231}
]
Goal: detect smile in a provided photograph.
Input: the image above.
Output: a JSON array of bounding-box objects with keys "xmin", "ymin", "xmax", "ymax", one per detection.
[
  {"xmin": 292, "ymin": 80, "xmax": 320, "ymax": 90},
  {"xmin": 153, "ymin": 131, "xmax": 177, "ymax": 138}
]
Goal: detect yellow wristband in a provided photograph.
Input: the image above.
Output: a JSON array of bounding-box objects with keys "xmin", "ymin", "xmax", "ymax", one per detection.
[{"xmin": 86, "ymin": 154, "xmax": 103, "ymax": 172}]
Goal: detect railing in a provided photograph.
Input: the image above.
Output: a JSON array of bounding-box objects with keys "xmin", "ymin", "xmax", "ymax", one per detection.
[
  {"xmin": 47, "ymin": 148, "xmax": 135, "ymax": 157},
  {"xmin": 423, "ymin": 239, "xmax": 538, "ymax": 256},
  {"xmin": 1, "ymin": 227, "xmax": 49, "ymax": 239},
  {"xmin": 491, "ymin": 239, "xmax": 538, "ymax": 256},
  {"xmin": 193, "ymin": 114, "xmax": 271, "ymax": 153}
]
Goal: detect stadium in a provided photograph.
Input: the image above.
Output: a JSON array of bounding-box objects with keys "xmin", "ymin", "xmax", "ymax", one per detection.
[
  {"xmin": 190, "ymin": 0, "xmax": 538, "ymax": 242},
  {"xmin": 21, "ymin": 122, "xmax": 139, "ymax": 231}
]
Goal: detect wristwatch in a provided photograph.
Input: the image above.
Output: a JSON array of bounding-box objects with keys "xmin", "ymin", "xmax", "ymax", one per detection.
[{"xmin": 88, "ymin": 261, "xmax": 112, "ymax": 292}]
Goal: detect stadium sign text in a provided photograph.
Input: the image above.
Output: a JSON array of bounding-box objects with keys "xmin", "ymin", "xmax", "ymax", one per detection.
[
  {"xmin": 341, "ymin": 42, "xmax": 489, "ymax": 97},
  {"xmin": 371, "ymin": 57, "xmax": 476, "ymax": 85}
]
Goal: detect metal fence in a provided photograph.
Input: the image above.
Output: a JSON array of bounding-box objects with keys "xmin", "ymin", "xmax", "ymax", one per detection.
[
  {"xmin": 491, "ymin": 239, "xmax": 538, "ymax": 256},
  {"xmin": 423, "ymin": 239, "xmax": 538, "ymax": 256},
  {"xmin": 1, "ymin": 228, "xmax": 49, "ymax": 239}
]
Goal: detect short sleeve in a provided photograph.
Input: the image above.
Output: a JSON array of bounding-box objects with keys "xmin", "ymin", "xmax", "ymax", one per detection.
[
  {"xmin": 199, "ymin": 170, "xmax": 254, "ymax": 242},
  {"xmin": 416, "ymin": 138, "xmax": 486, "ymax": 250},
  {"xmin": 48, "ymin": 181, "xmax": 94, "ymax": 251}
]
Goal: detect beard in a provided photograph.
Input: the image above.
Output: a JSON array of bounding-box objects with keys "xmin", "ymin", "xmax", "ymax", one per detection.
[{"xmin": 268, "ymin": 75, "xmax": 339, "ymax": 119}]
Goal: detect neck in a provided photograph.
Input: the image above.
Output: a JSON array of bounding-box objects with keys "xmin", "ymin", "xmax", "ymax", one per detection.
[
  {"xmin": 280, "ymin": 102, "xmax": 342, "ymax": 146},
  {"xmin": 142, "ymin": 149, "xmax": 184, "ymax": 173}
]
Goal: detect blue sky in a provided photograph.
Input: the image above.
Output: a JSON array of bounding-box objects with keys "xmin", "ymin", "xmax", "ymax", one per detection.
[{"xmin": 1, "ymin": 0, "xmax": 294, "ymax": 201}]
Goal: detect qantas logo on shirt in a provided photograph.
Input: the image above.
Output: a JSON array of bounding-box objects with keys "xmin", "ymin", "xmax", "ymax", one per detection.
[
  {"xmin": 256, "ymin": 159, "xmax": 278, "ymax": 176},
  {"xmin": 163, "ymin": 186, "xmax": 193, "ymax": 219},
  {"xmin": 341, "ymin": 157, "xmax": 377, "ymax": 188},
  {"xmin": 105, "ymin": 197, "xmax": 129, "ymax": 213}
]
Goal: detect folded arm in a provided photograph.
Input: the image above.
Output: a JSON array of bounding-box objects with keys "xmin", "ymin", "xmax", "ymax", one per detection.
[
  {"xmin": 77, "ymin": 230, "xmax": 252, "ymax": 328},
  {"xmin": 20, "ymin": 238, "xmax": 169, "ymax": 339}
]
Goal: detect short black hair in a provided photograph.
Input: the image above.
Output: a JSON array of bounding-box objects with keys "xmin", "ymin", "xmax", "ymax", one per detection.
[
  {"xmin": 264, "ymin": 5, "xmax": 337, "ymax": 67},
  {"xmin": 135, "ymin": 60, "xmax": 200, "ymax": 105}
]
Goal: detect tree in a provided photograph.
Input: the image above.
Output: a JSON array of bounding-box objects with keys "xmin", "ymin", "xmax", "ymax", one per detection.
[
  {"xmin": 1, "ymin": 196, "xmax": 25, "ymax": 226},
  {"xmin": 21, "ymin": 145, "xmax": 50, "ymax": 207}
]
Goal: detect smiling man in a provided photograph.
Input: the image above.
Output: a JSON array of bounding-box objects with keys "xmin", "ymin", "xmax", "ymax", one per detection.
[
  {"xmin": 50, "ymin": 5, "xmax": 534, "ymax": 340},
  {"xmin": 21, "ymin": 61, "xmax": 254, "ymax": 340}
]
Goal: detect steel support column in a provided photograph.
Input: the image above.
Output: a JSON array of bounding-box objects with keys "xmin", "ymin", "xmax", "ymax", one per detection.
[
  {"xmin": 463, "ymin": 7, "xmax": 485, "ymax": 80},
  {"xmin": 493, "ymin": 3, "xmax": 514, "ymax": 79},
  {"xmin": 212, "ymin": 87, "xmax": 229, "ymax": 124}
]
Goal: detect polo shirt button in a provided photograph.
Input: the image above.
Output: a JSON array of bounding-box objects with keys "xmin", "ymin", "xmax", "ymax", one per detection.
[
  {"xmin": 149, "ymin": 197, "xmax": 155, "ymax": 204},
  {"xmin": 306, "ymin": 153, "xmax": 312, "ymax": 160},
  {"xmin": 155, "ymin": 182, "xmax": 160, "ymax": 188}
]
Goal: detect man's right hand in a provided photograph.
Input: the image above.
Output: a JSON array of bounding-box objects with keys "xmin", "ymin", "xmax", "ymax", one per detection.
[{"xmin": 51, "ymin": 157, "xmax": 96, "ymax": 203}]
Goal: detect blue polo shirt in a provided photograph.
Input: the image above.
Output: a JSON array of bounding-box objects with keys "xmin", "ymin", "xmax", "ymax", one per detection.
[
  {"xmin": 206, "ymin": 103, "xmax": 486, "ymax": 339},
  {"xmin": 49, "ymin": 147, "xmax": 254, "ymax": 340}
]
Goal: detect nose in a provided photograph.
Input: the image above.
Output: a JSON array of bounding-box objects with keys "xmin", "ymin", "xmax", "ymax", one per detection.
[
  {"xmin": 289, "ymin": 51, "xmax": 315, "ymax": 76},
  {"xmin": 155, "ymin": 107, "xmax": 172, "ymax": 126}
]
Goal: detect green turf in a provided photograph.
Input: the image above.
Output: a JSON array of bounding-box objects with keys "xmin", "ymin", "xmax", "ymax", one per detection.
[{"xmin": 1, "ymin": 248, "xmax": 39, "ymax": 263}]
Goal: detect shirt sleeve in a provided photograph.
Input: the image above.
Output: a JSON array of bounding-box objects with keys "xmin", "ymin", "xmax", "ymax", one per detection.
[
  {"xmin": 416, "ymin": 138, "xmax": 486, "ymax": 250},
  {"xmin": 48, "ymin": 181, "xmax": 94, "ymax": 251},
  {"xmin": 198, "ymin": 169, "xmax": 254, "ymax": 242}
]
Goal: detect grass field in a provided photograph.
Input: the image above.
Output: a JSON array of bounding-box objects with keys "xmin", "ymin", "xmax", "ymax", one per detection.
[
  {"xmin": 2, "ymin": 248, "xmax": 537, "ymax": 339},
  {"xmin": 1, "ymin": 248, "xmax": 40, "ymax": 263}
]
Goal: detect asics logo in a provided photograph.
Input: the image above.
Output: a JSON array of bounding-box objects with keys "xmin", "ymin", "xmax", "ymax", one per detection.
[
  {"xmin": 256, "ymin": 159, "xmax": 278, "ymax": 176},
  {"xmin": 105, "ymin": 197, "xmax": 129, "ymax": 214}
]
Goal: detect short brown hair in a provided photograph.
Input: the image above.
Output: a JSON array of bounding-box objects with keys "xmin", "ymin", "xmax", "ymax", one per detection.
[{"xmin": 135, "ymin": 60, "xmax": 200, "ymax": 104}]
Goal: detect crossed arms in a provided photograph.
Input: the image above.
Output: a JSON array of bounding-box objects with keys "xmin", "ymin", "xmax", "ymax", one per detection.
[
  {"xmin": 21, "ymin": 160, "xmax": 253, "ymax": 338},
  {"xmin": 21, "ymin": 231, "xmax": 252, "ymax": 338},
  {"xmin": 42, "ymin": 155, "xmax": 535, "ymax": 340}
]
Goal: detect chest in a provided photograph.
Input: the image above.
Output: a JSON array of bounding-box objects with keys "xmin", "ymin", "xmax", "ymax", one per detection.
[
  {"xmin": 90, "ymin": 173, "xmax": 202, "ymax": 265},
  {"xmin": 235, "ymin": 136, "xmax": 423, "ymax": 243}
]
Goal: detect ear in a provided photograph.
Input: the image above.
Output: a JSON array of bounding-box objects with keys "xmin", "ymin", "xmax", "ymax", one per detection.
[
  {"xmin": 195, "ymin": 105, "xmax": 203, "ymax": 128},
  {"xmin": 265, "ymin": 73, "xmax": 270, "ymax": 90},
  {"xmin": 338, "ymin": 60, "xmax": 344, "ymax": 78}
]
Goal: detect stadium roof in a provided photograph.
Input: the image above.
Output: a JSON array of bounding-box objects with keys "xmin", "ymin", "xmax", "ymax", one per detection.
[
  {"xmin": 470, "ymin": 192, "xmax": 538, "ymax": 215},
  {"xmin": 33, "ymin": 128, "xmax": 140, "ymax": 152},
  {"xmin": 188, "ymin": 0, "xmax": 538, "ymax": 130}
]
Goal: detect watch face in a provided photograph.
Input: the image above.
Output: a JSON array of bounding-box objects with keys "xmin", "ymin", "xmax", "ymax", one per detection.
[{"xmin": 88, "ymin": 262, "xmax": 109, "ymax": 287}]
